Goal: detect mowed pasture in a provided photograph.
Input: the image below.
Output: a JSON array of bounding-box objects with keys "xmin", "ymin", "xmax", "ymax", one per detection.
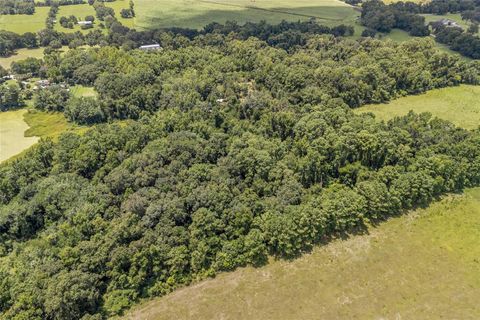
[
  {"xmin": 356, "ymin": 85, "xmax": 480, "ymax": 130},
  {"xmin": 125, "ymin": 188, "xmax": 480, "ymax": 320},
  {"xmin": 0, "ymin": 7, "xmax": 49, "ymax": 34},
  {"xmin": 0, "ymin": 109, "xmax": 39, "ymax": 162},
  {"xmin": 134, "ymin": 0, "xmax": 359, "ymax": 30}
]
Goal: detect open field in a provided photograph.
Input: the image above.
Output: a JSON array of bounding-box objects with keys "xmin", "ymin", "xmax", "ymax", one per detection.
[
  {"xmin": 134, "ymin": 0, "xmax": 359, "ymax": 30},
  {"xmin": 54, "ymin": 4, "xmax": 100, "ymax": 33},
  {"xmin": 355, "ymin": 85, "xmax": 480, "ymax": 130},
  {"xmin": 381, "ymin": 29, "xmax": 471, "ymax": 59},
  {"xmin": 124, "ymin": 188, "xmax": 480, "ymax": 320},
  {"xmin": 54, "ymin": 1, "xmax": 134, "ymax": 33},
  {"xmin": 0, "ymin": 7, "xmax": 49, "ymax": 34},
  {"xmin": 71, "ymin": 85, "xmax": 97, "ymax": 97},
  {"xmin": 0, "ymin": 109, "xmax": 39, "ymax": 162},
  {"xmin": 0, "ymin": 47, "xmax": 44, "ymax": 69},
  {"xmin": 421, "ymin": 13, "xmax": 470, "ymax": 30},
  {"xmin": 107, "ymin": 0, "xmax": 135, "ymax": 28}
]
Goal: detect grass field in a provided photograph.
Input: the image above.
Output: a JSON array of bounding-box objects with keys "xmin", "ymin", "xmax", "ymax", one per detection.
[
  {"xmin": 54, "ymin": 4, "xmax": 100, "ymax": 33},
  {"xmin": 124, "ymin": 188, "xmax": 480, "ymax": 320},
  {"xmin": 71, "ymin": 85, "xmax": 97, "ymax": 97},
  {"xmin": 356, "ymin": 85, "xmax": 480, "ymax": 130},
  {"xmin": 0, "ymin": 109, "xmax": 39, "ymax": 162},
  {"xmin": 107, "ymin": 0, "xmax": 135, "ymax": 28},
  {"xmin": 0, "ymin": 47, "xmax": 45, "ymax": 69},
  {"xmin": 54, "ymin": 1, "xmax": 134, "ymax": 33},
  {"xmin": 134, "ymin": 0, "xmax": 359, "ymax": 30},
  {"xmin": 0, "ymin": 7, "xmax": 49, "ymax": 34}
]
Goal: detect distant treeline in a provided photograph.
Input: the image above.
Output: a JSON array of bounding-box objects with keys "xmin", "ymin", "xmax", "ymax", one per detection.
[
  {"xmin": 360, "ymin": 0, "xmax": 480, "ymax": 59},
  {"xmin": 0, "ymin": 19, "xmax": 355, "ymax": 57},
  {"xmin": 1, "ymin": 28, "xmax": 480, "ymax": 319},
  {"xmin": 0, "ymin": 0, "xmax": 34, "ymax": 14}
]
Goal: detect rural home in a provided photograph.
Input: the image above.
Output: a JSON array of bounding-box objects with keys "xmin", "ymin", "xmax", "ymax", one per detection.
[
  {"xmin": 78, "ymin": 21, "xmax": 93, "ymax": 26},
  {"xmin": 438, "ymin": 18, "xmax": 461, "ymax": 28}
]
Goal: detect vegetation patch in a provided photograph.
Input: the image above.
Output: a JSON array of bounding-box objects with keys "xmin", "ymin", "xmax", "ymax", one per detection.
[
  {"xmin": 134, "ymin": 0, "xmax": 359, "ymax": 30},
  {"xmin": 355, "ymin": 85, "xmax": 480, "ymax": 130},
  {"xmin": 0, "ymin": 109, "xmax": 38, "ymax": 162},
  {"xmin": 0, "ymin": 47, "xmax": 44, "ymax": 69},
  {"xmin": 0, "ymin": 6, "xmax": 49, "ymax": 34},
  {"xmin": 124, "ymin": 188, "xmax": 480, "ymax": 320}
]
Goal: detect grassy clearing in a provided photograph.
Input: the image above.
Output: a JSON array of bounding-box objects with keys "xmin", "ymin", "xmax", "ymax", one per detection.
[
  {"xmin": 0, "ymin": 7, "xmax": 49, "ymax": 34},
  {"xmin": 54, "ymin": 2, "xmax": 134, "ymax": 33},
  {"xmin": 0, "ymin": 47, "xmax": 45, "ymax": 69},
  {"xmin": 106, "ymin": 0, "xmax": 135, "ymax": 28},
  {"xmin": 0, "ymin": 109, "xmax": 39, "ymax": 162},
  {"xmin": 355, "ymin": 85, "xmax": 480, "ymax": 130},
  {"xmin": 421, "ymin": 13, "xmax": 472, "ymax": 30},
  {"xmin": 124, "ymin": 188, "xmax": 480, "ymax": 320},
  {"xmin": 134, "ymin": 0, "xmax": 359, "ymax": 30},
  {"xmin": 23, "ymin": 108, "xmax": 87, "ymax": 139},
  {"xmin": 54, "ymin": 4, "xmax": 101, "ymax": 34},
  {"xmin": 71, "ymin": 85, "xmax": 97, "ymax": 97}
]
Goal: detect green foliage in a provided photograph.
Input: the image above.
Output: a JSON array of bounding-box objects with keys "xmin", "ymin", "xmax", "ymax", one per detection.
[
  {"xmin": 33, "ymin": 85, "xmax": 70, "ymax": 112},
  {"xmin": 65, "ymin": 96, "xmax": 104, "ymax": 124},
  {"xmin": 1, "ymin": 24, "xmax": 480, "ymax": 320},
  {"xmin": 0, "ymin": 82, "xmax": 23, "ymax": 110}
]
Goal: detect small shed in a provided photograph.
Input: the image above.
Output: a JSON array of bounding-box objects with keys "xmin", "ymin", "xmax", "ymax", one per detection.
[{"xmin": 139, "ymin": 44, "xmax": 161, "ymax": 51}]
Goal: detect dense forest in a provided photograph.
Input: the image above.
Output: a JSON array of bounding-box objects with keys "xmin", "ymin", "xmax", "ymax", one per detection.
[
  {"xmin": 1, "ymin": 23, "xmax": 480, "ymax": 319},
  {"xmin": 0, "ymin": 0, "xmax": 34, "ymax": 15}
]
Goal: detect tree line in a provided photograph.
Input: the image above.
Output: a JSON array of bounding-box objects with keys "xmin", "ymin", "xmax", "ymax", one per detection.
[
  {"xmin": 1, "ymin": 26, "xmax": 480, "ymax": 319},
  {"xmin": 360, "ymin": 0, "xmax": 480, "ymax": 59},
  {"xmin": 0, "ymin": 0, "xmax": 35, "ymax": 15}
]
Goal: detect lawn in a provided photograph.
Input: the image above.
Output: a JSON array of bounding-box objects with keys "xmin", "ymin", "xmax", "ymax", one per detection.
[
  {"xmin": 355, "ymin": 85, "xmax": 480, "ymax": 130},
  {"xmin": 124, "ymin": 188, "xmax": 480, "ymax": 319},
  {"xmin": 0, "ymin": 7, "xmax": 49, "ymax": 34},
  {"xmin": 133, "ymin": 0, "xmax": 359, "ymax": 30},
  {"xmin": 0, "ymin": 109, "xmax": 39, "ymax": 162}
]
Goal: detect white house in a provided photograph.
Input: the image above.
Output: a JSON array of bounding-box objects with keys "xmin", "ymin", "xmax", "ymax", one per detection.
[{"xmin": 78, "ymin": 21, "xmax": 93, "ymax": 26}]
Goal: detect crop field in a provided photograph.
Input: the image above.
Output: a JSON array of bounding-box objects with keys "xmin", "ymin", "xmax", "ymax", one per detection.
[
  {"xmin": 124, "ymin": 188, "xmax": 480, "ymax": 319},
  {"xmin": 355, "ymin": 85, "xmax": 480, "ymax": 130},
  {"xmin": 0, "ymin": 7, "xmax": 49, "ymax": 34},
  {"xmin": 133, "ymin": 0, "xmax": 359, "ymax": 30},
  {"xmin": 0, "ymin": 109, "xmax": 39, "ymax": 162}
]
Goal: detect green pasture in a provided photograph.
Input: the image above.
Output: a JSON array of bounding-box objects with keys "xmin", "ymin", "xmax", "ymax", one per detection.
[
  {"xmin": 421, "ymin": 13, "xmax": 470, "ymax": 30},
  {"xmin": 0, "ymin": 47, "xmax": 44, "ymax": 69},
  {"xmin": 356, "ymin": 85, "xmax": 480, "ymax": 130},
  {"xmin": 71, "ymin": 85, "xmax": 97, "ymax": 98},
  {"xmin": 125, "ymin": 188, "xmax": 480, "ymax": 319},
  {"xmin": 0, "ymin": 7, "xmax": 49, "ymax": 34},
  {"xmin": 54, "ymin": 4, "xmax": 100, "ymax": 33},
  {"xmin": 133, "ymin": 0, "xmax": 359, "ymax": 30},
  {"xmin": 106, "ymin": 0, "xmax": 135, "ymax": 28}
]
